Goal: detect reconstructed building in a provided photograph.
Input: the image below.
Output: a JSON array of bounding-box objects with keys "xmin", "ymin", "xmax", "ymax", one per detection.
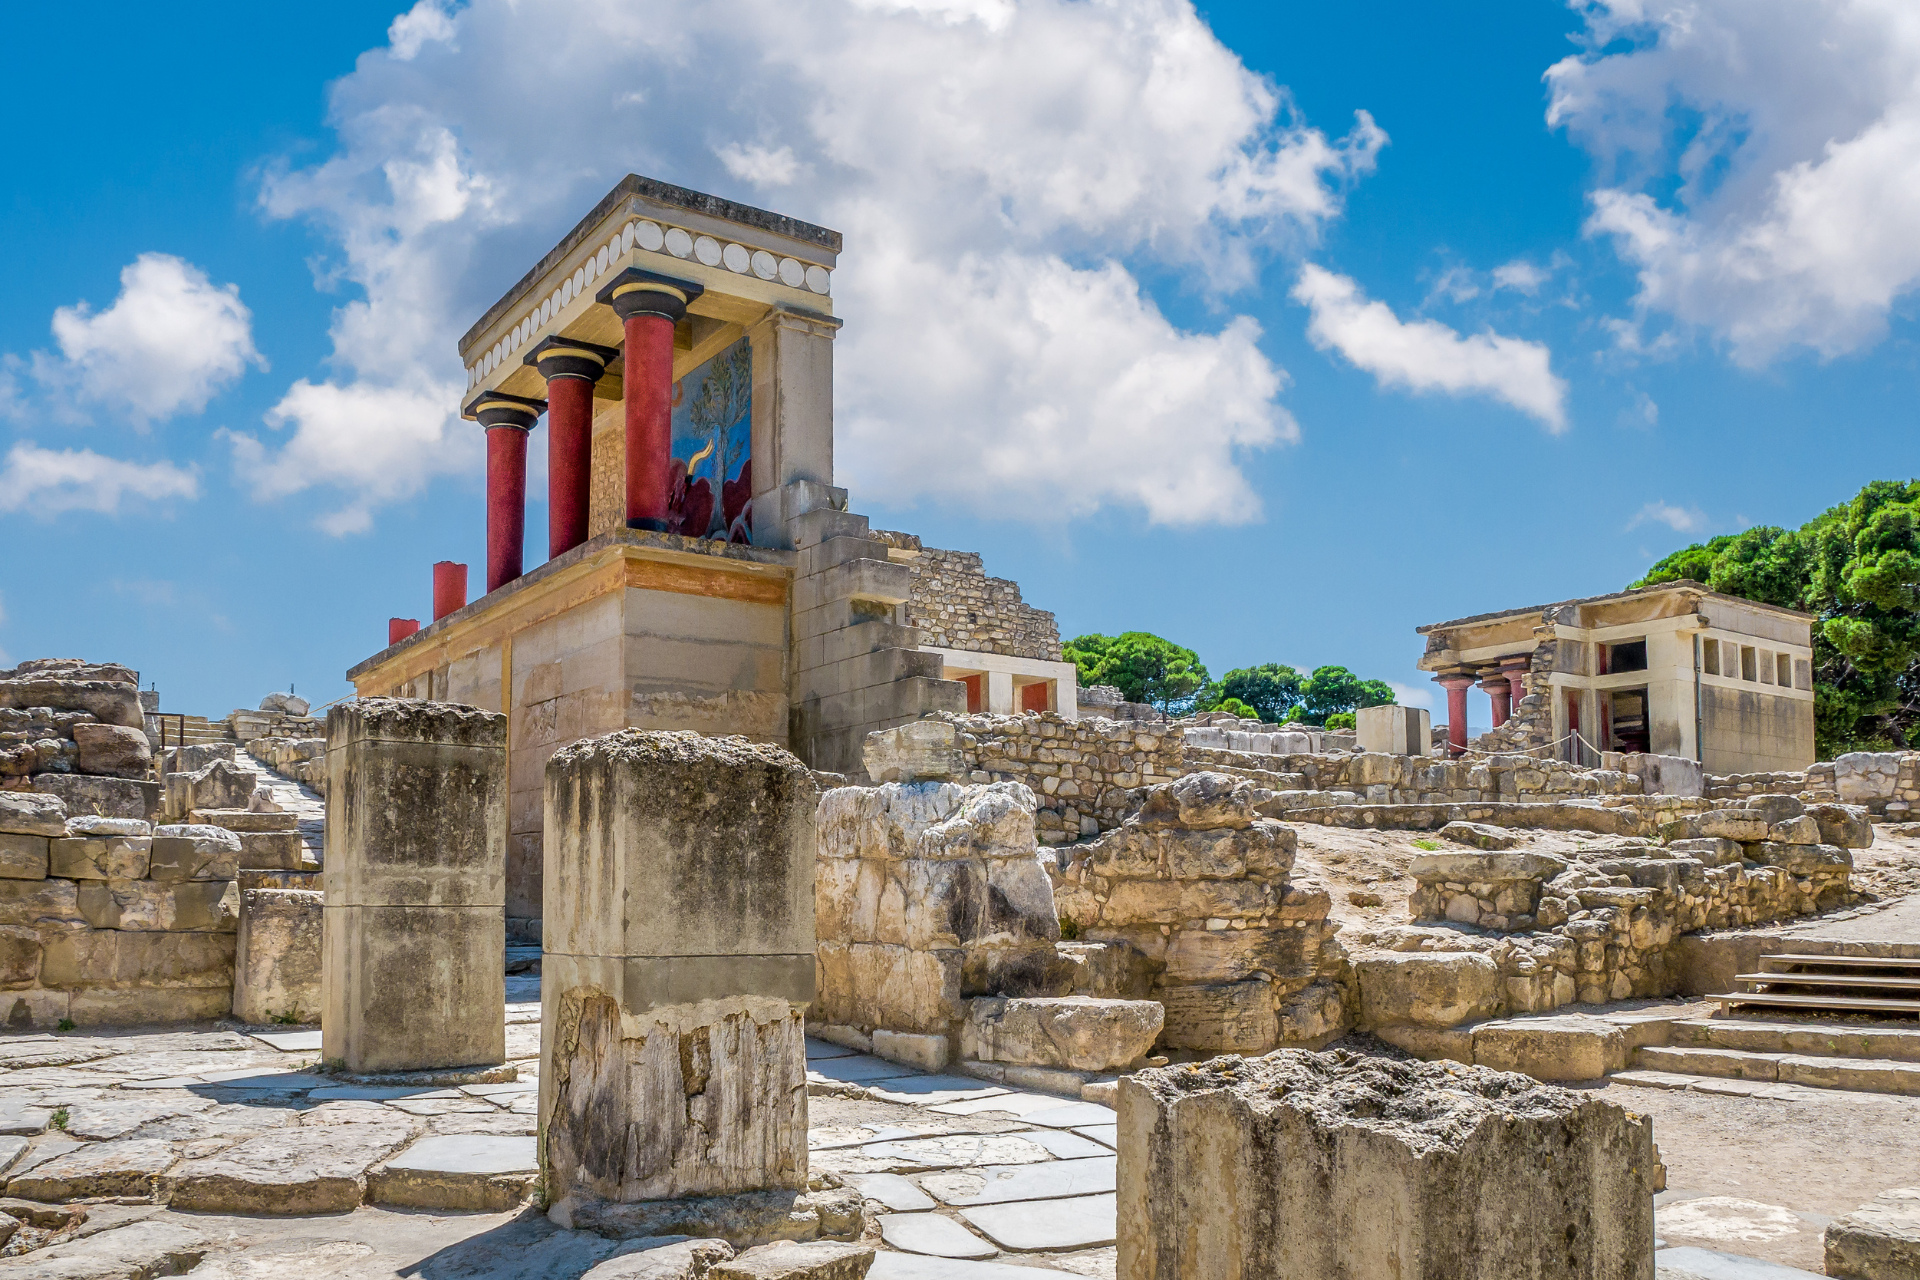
[
  {"xmin": 1417, "ymin": 580, "xmax": 1815, "ymax": 773},
  {"xmin": 344, "ymin": 176, "xmax": 1071, "ymax": 940}
]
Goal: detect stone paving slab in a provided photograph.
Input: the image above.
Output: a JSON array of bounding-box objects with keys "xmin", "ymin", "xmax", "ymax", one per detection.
[
  {"xmin": 864, "ymin": 1078, "xmax": 1010, "ymax": 1106},
  {"xmin": 163, "ymin": 1121, "xmax": 416, "ymax": 1214},
  {"xmin": 1654, "ymin": 1246, "xmax": 1826, "ymax": 1278},
  {"xmin": 1021, "ymin": 1131, "xmax": 1109, "ymax": 1160},
  {"xmin": 868, "ymin": 1255, "xmax": 1054, "ymax": 1280},
  {"xmin": 815, "ymin": 1134, "xmax": 1059, "ymax": 1176},
  {"xmin": 807, "ymin": 1038, "xmax": 858, "ymax": 1060},
  {"xmin": 929, "ymin": 1093, "xmax": 1073, "ymax": 1119},
  {"xmin": 7, "ymin": 1138, "xmax": 177, "ymax": 1201},
  {"xmin": 369, "ymin": 1134, "xmax": 538, "ymax": 1212},
  {"xmin": 1018, "ymin": 1104, "xmax": 1116, "ymax": 1130},
  {"xmin": 249, "ymin": 1030, "xmax": 322, "ymax": 1052},
  {"xmin": 0, "ymin": 1137, "xmax": 26, "ymax": 1176},
  {"xmin": 920, "ymin": 1158, "xmax": 1116, "ymax": 1207},
  {"xmin": 845, "ymin": 1173, "xmax": 937, "ymax": 1212},
  {"xmin": 308, "ymin": 1085, "xmax": 462, "ymax": 1101},
  {"xmin": 809, "ymin": 1055, "xmax": 922, "ymax": 1084},
  {"xmin": 1070, "ymin": 1125, "xmax": 1116, "ymax": 1149},
  {"xmin": 957, "ymin": 1194, "xmax": 1118, "ymax": 1251},
  {"xmin": 879, "ymin": 1212, "xmax": 998, "ymax": 1259},
  {"xmin": 0, "ymin": 1107, "xmax": 48, "ymax": 1136}
]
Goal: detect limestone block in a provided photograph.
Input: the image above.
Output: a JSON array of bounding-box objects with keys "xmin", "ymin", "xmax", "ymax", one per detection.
[
  {"xmin": 323, "ymin": 904, "xmax": 504, "ymax": 1071},
  {"xmin": 862, "ymin": 719, "xmax": 968, "ymax": 784},
  {"xmin": 0, "ymin": 877, "xmax": 81, "ymax": 927},
  {"xmin": 0, "ymin": 925, "xmax": 41, "ymax": 988},
  {"xmin": 0, "ymin": 834, "xmax": 47, "ymax": 880},
  {"xmin": 712, "ymin": 1241, "xmax": 875, "ymax": 1280},
  {"xmin": 1747, "ymin": 842, "xmax": 1851, "ymax": 875},
  {"xmin": 148, "ymin": 826, "xmax": 240, "ymax": 881},
  {"xmin": 1357, "ymin": 705, "xmax": 1430, "ymax": 757},
  {"xmin": 1118, "ymin": 1051, "xmax": 1656, "ymax": 1279},
  {"xmin": 71, "ymin": 723, "xmax": 152, "ymax": 779},
  {"xmin": 1155, "ymin": 980, "xmax": 1276, "ymax": 1054},
  {"xmin": 545, "ymin": 991, "xmax": 808, "ymax": 1205},
  {"xmin": 49, "ymin": 834, "xmax": 150, "ymax": 880},
  {"xmin": 38, "ymin": 929, "xmax": 234, "ymax": 991},
  {"xmin": 962, "ymin": 995, "xmax": 1162, "ymax": 1071},
  {"xmin": 259, "ymin": 692, "xmax": 310, "ymax": 716},
  {"xmin": 163, "ymin": 1121, "xmax": 416, "ymax": 1214},
  {"xmin": 1768, "ymin": 814, "xmax": 1822, "ymax": 845},
  {"xmin": 1436, "ymin": 820, "xmax": 1520, "ymax": 851},
  {"xmin": 1277, "ymin": 980, "xmax": 1348, "ymax": 1044},
  {"xmin": 1058, "ymin": 940, "xmax": 1154, "ymax": 999},
  {"xmin": 1133, "ymin": 772, "xmax": 1255, "ymax": 831},
  {"xmin": 1357, "ymin": 952, "xmax": 1504, "ymax": 1029},
  {"xmin": 1824, "ymin": 1186, "xmax": 1920, "ymax": 1280},
  {"xmin": 325, "ymin": 699, "xmax": 507, "ymax": 909},
  {"xmin": 0, "ymin": 791, "xmax": 66, "ymax": 837},
  {"xmin": 234, "ymin": 831, "xmax": 305, "ymax": 871},
  {"xmin": 1470, "ymin": 1016, "xmax": 1627, "ymax": 1081},
  {"xmin": 1691, "ymin": 809, "xmax": 1774, "ymax": 842},
  {"xmin": 1163, "ymin": 927, "xmax": 1316, "ymax": 985},
  {"xmin": 1409, "ymin": 851, "xmax": 1566, "ymax": 881},
  {"xmin": 76, "ymin": 879, "xmax": 237, "ymax": 932},
  {"xmin": 1807, "ymin": 802, "xmax": 1875, "ymax": 849},
  {"xmin": 871, "ymin": 1029, "xmax": 949, "ymax": 1072},
  {"xmin": 232, "ymin": 889, "xmax": 321, "ymax": 1025},
  {"xmin": 815, "ymin": 941, "xmax": 962, "ymax": 1033},
  {"xmin": 0, "ymin": 676, "xmax": 143, "ymax": 728},
  {"xmin": 32, "ymin": 774, "xmax": 157, "ymax": 821},
  {"xmin": 1665, "ymin": 837, "xmax": 1744, "ymax": 867},
  {"xmin": 183, "ymin": 759, "xmax": 259, "ymax": 814},
  {"xmin": 582, "ymin": 1238, "xmax": 736, "ymax": 1280}
]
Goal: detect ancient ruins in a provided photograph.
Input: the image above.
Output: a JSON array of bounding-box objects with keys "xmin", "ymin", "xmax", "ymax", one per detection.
[{"xmin": 0, "ymin": 176, "xmax": 1915, "ymax": 1280}]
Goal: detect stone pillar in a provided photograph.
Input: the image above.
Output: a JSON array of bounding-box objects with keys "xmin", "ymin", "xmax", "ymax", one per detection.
[
  {"xmin": 469, "ymin": 392, "xmax": 545, "ymax": 594},
  {"xmin": 323, "ymin": 699, "xmax": 506, "ymax": 1073},
  {"xmin": 1118, "ymin": 1049, "xmax": 1656, "ymax": 1279},
  {"xmin": 540, "ymin": 730, "xmax": 814, "ymax": 1214},
  {"xmin": 1480, "ymin": 672, "xmax": 1511, "ymax": 728},
  {"xmin": 596, "ymin": 269, "xmax": 704, "ymax": 532},
  {"xmin": 1435, "ymin": 673, "xmax": 1474, "ymax": 757},
  {"xmin": 528, "ymin": 337, "xmax": 617, "ymax": 560},
  {"xmin": 986, "ymin": 670, "xmax": 1015, "ymax": 715},
  {"xmin": 388, "ymin": 618, "xmax": 420, "ymax": 646},
  {"xmin": 233, "ymin": 888, "xmax": 321, "ymax": 1025},
  {"xmin": 432, "ymin": 562, "xmax": 467, "ymax": 621},
  {"xmin": 1501, "ymin": 655, "xmax": 1531, "ymax": 712}
]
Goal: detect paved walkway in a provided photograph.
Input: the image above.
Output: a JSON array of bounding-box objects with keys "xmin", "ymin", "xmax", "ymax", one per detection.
[
  {"xmin": 230, "ymin": 747, "xmax": 326, "ymax": 863},
  {"xmin": 1779, "ymin": 889, "xmax": 1920, "ymax": 945}
]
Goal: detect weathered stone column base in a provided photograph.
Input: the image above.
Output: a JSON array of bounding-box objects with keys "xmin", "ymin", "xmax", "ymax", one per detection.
[
  {"xmin": 322, "ymin": 905, "xmax": 505, "ymax": 1071},
  {"xmin": 556, "ymin": 1184, "xmax": 868, "ymax": 1250}
]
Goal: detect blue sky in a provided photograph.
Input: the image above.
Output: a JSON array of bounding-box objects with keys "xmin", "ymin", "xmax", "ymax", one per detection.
[{"xmin": 3, "ymin": 1, "xmax": 1914, "ymax": 733}]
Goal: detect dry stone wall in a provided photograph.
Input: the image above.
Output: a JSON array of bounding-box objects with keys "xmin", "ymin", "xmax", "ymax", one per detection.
[
  {"xmin": 1707, "ymin": 750, "xmax": 1920, "ymax": 818},
  {"xmin": 939, "ymin": 713, "xmax": 1185, "ymax": 843},
  {"xmin": 0, "ymin": 659, "xmax": 157, "ymax": 821},
  {"xmin": 881, "ymin": 537, "xmax": 1063, "ymax": 661}
]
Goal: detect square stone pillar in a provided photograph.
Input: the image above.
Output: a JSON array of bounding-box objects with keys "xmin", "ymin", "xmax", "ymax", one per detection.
[
  {"xmin": 1118, "ymin": 1049, "xmax": 1656, "ymax": 1279},
  {"xmin": 322, "ymin": 699, "xmax": 507, "ymax": 1073},
  {"xmin": 540, "ymin": 730, "xmax": 815, "ymax": 1213}
]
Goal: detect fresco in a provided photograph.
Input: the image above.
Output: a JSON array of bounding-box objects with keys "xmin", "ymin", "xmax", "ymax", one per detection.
[{"xmin": 666, "ymin": 337, "xmax": 752, "ymax": 542}]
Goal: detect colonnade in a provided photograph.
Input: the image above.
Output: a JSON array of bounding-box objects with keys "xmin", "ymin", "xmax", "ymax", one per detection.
[{"xmin": 1432, "ymin": 654, "xmax": 1532, "ymax": 756}]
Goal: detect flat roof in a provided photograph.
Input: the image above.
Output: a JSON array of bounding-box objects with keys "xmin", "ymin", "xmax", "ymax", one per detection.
[
  {"xmin": 1416, "ymin": 579, "xmax": 1814, "ymax": 634},
  {"xmin": 460, "ymin": 174, "xmax": 842, "ymax": 357}
]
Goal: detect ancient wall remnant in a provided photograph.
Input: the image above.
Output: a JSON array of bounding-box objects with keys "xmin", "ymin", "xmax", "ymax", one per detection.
[
  {"xmin": 322, "ymin": 698, "xmax": 507, "ymax": 1072},
  {"xmin": 1118, "ymin": 1050, "xmax": 1656, "ymax": 1279},
  {"xmin": 232, "ymin": 888, "xmax": 321, "ymax": 1025},
  {"xmin": 1052, "ymin": 773, "xmax": 1346, "ymax": 1055},
  {"xmin": 880, "ymin": 538, "xmax": 1063, "ymax": 662},
  {"xmin": 1, "ymin": 659, "xmax": 157, "ymax": 820},
  {"xmin": 541, "ymin": 730, "xmax": 815, "ymax": 1211}
]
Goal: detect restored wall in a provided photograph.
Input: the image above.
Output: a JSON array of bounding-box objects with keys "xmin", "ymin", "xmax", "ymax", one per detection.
[
  {"xmin": 1701, "ymin": 684, "xmax": 1817, "ymax": 776},
  {"xmin": 886, "ymin": 542, "xmax": 1063, "ymax": 662}
]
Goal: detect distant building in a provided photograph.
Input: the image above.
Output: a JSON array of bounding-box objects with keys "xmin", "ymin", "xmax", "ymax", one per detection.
[{"xmin": 1416, "ymin": 580, "xmax": 1814, "ymax": 773}]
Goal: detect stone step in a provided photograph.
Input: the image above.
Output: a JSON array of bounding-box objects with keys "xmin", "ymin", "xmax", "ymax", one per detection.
[
  {"xmin": 1632, "ymin": 1044, "xmax": 1920, "ymax": 1096},
  {"xmin": 1759, "ymin": 953, "xmax": 1920, "ymax": 971},
  {"xmin": 1668, "ymin": 1017, "xmax": 1920, "ymax": 1063},
  {"xmin": 1712, "ymin": 991, "xmax": 1920, "ymax": 1017},
  {"xmin": 1740, "ymin": 971, "xmax": 1920, "ymax": 989}
]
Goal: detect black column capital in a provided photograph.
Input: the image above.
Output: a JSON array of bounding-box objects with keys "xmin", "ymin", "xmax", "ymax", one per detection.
[
  {"xmin": 525, "ymin": 335, "xmax": 620, "ymax": 383},
  {"xmin": 463, "ymin": 390, "xmax": 547, "ymax": 431},
  {"xmin": 596, "ymin": 267, "xmax": 705, "ymax": 324}
]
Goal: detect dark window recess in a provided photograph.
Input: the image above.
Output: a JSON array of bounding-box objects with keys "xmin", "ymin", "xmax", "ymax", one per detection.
[
  {"xmin": 1607, "ymin": 639, "xmax": 1648, "ymax": 673},
  {"xmin": 1609, "ymin": 689, "xmax": 1651, "ymax": 755}
]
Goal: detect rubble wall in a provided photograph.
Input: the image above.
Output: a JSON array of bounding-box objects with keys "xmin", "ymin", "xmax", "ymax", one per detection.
[
  {"xmin": 885, "ymin": 540, "xmax": 1063, "ymax": 662},
  {"xmin": 1707, "ymin": 750, "xmax": 1920, "ymax": 818}
]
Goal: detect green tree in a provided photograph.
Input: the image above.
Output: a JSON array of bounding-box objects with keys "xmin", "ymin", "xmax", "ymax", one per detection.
[
  {"xmin": 1211, "ymin": 696, "xmax": 1260, "ymax": 719},
  {"xmin": 1632, "ymin": 480, "xmax": 1920, "ymax": 754},
  {"xmin": 1295, "ymin": 665, "xmax": 1394, "ymax": 725},
  {"xmin": 1064, "ymin": 632, "xmax": 1210, "ymax": 711},
  {"xmin": 1195, "ymin": 663, "xmax": 1303, "ymax": 722}
]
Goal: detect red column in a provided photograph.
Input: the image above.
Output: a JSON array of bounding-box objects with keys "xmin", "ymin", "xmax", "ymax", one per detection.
[
  {"xmin": 1483, "ymin": 678, "xmax": 1512, "ymax": 728},
  {"xmin": 1436, "ymin": 673, "xmax": 1475, "ymax": 757},
  {"xmin": 526, "ymin": 337, "xmax": 618, "ymax": 559},
  {"xmin": 464, "ymin": 391, "xmax": 545, "ymax": 594},
  {"xmin": 1502, "ymin": 657, "xmax": 1530, "ymax": 712},
  {"xmin": 432, "ymin": 561, "xmax": 467, "ymax": 621},
  {"xmin": 597, "ymin": 269, "xmax": 703, "ymax": 532},
  {"xmin": 388, "ymin": 618, "xmax": 420, "ymax": 646}
]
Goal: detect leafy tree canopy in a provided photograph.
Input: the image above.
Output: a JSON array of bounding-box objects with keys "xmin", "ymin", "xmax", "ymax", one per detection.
[
  {"xmin": 1195, "ymin": 663, "xmax": 1303, "ymax": 722},
  {"xmin": 1064, "ymin": 632, "xmax": 1209, "ymax": 711},
  {"xmin": 1296, "ymin": 665, "xmax": 1395, "ymax": 725},
  {"xmin": 1211, "ymin": 696, "xmax": 1260, "ymax": 719},
  {"xmin": 1633, "ymin": 479, "xmax": 1920, "ymax": 754}
]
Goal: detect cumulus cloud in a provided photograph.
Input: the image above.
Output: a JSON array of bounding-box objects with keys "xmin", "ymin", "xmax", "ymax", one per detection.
[
  {"xmin": 1292, "ymin": 265, "xmax": 1569, "ymax": 431},
  {"xmin": 1550, "ymin": 1, "xmax": 1920, "ymax": 364},
  {"xmin": 6, "ymin": 254, "xmax": 263, "ymax": 426},
  {"xmin": 243, "ymin": 0, "xmax": 1385, "ymax": 531},
  {"xmin": 388, "ymin": 0, "xmax": 457, "ymax": 60},
  {"xmin": 0, "ymin": 442, "xmax": 198, "ymax": 515},
  {"xmin": 1627, "ymin": 500, "xmax": 1706, "ymax": 534},
  {"xmin": 1491, "ymin": 259, "xmax": 1550, "ymax": 294}
]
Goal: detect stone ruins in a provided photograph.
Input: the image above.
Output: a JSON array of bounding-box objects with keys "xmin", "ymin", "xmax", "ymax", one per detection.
[{"xmin": 0, "ymin": 175, "xmax": 1915, "ymax": 1280}]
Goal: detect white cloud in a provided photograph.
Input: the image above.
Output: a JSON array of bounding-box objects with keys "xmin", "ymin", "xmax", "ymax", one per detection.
[
  {"xmin": 0, "ymin": 442, "xmax": 198, "ymax": 515},
  {"xmin": 1627, "ymin": 500, "xmax": 1706, "ymax": 534},
  {"xmin": 1387, "ymin": 680, "xmax": 1434, "ymax": 711},
  {"xmin": 7, "ymin": 254, "xmax": 263, "ymax": 426},
  {"xmin": 1550, "ymin": 1, "xmax": 1920, "ymax": 364},
  {"xmin": 243, "ymin": 0, "xmax": 1386, "ymax": 530},
  {"xmin": 1292, "ymin": 265, "xmax": 1569, "ymax": 431},
  {"xmin": 388, "ymin": 0, "xmax": 457, "ymax": 60},
  {"xmin": 1491, "ymin": 259, "xmax": 1549, "ymax": 294}
]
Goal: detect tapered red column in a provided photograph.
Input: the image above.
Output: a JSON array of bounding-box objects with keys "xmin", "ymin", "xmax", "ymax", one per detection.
[
  {"xmin": 1480, "ymin": 673, "xmax": 1512, "ymax": 728},
  {"xmin": 1436, "ymin": 673, "xmax": 1475, "ymax": 757},
  {"xmin": 526, "ymin": 337, "xmax": 617, "ymax": 559},
  {"xmin": 432, "ymin": 562, "xmax": 467, "ymax": 621},
  {"xmin": 597, "ymin": 269, "xmax": 704, "ymax": 532},
  {"xmin": 464, "ymin": 391, "xmax": 546, "ymax": 594},
  {"xmin": 1501, "ymin": 656, "xmax": 1531, "ymax": 714}
]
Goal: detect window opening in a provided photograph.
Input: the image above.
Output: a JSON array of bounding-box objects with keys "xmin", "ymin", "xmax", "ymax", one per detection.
[
  {"xmin": 1609, "ymin": 687, "xmax": 1651, "ymax": 755},
  {"xmin": 1702, "ymin": 639, "xmax": 1720, "ymax": 676},
  {"xmin": 1741, "ymin": 646, "xmax": 1757, "ymax": 681},
  {"xmin": 1606, "ymin": 639, "xmax": 1648, "ymax": 673}
]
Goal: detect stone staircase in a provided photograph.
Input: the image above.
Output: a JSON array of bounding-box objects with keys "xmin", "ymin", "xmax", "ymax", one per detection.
[
  {"xmin": 1710, "ymin": 952, "xmax": 1920, "ymax": 1017},
  {"xmin": 152, "ymin": 714, "xmax": 233, "ymax": 747},
  {"xmin": 1629, "ymin": 1016, "xmax": 1920, "ymax": 1097},
  {"xmin": 230, "ymin": 746, "xmax": 326, "ymax": 865}
]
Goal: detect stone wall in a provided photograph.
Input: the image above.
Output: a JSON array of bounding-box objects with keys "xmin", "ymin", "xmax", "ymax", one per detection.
[
  {"xmin": 1707, "ymin": 750, "xmax": 1920, "ymax": 817},
  {"xmin": 0, "ymin": 791, "xmax": 243, "ymax": 1028},
  {"xmin": 1052, "ymin": 773, "xmax": 1347, "ymax": 1054},
  {"xmin": 247, "ymin": 737, "xmax": 328, "ymax": 797},
  {"xmin": 0, "ymin": 660, "xmax": 157, "ymax": 821},
  {"xmin": 941, "ymin": 713, "xmax": 1185, "ymax": 843},
  {"xmin": 881, "ymin": 536, "xmax": 1063, "ymax": 662}
]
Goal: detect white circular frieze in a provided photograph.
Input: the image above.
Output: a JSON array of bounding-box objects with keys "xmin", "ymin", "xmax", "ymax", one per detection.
[
  {"xmin": 664, "ymin": 227, "xmax": 694, "ymax": 258},
  {"xmin": 596, "ymin": 245, "xmax": 610, "ymax": 274},
  {"xmin": 560, "ymin": 279, "xmax": 573, "ymax": 306},
  {"xmin": 722, "ymin": 242, "xmax": 750, "ymax": 273},
  {"xmin": 637, "ymin": 220, "xmax": 665, "ymax": 252},
  {"xmin": 751, "ymin": 250, "xmax": 778, "ymax": 280},
  {"xmin": 694, "ymin": 235, "xmax": 722, "ymax": 266},
  {"xmin": 623, "ymin": 222, "xmax": 637, "ymax": 251},
  {"xmin": 572, "ymin": 266, "xmax": 587, "ymax": 293},
  {"xmin": 778, "ymin": 256, "xmax": 805, "ymax": 287},
  {"xmin": 806, "ymin": 265, "xmax": 830, "ymax": 294}
]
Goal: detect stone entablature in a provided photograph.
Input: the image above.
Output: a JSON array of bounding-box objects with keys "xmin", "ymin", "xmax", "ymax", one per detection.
[{"xmin": 881, "ymin": 539, "xmax": 1063, "ymax": 662}]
